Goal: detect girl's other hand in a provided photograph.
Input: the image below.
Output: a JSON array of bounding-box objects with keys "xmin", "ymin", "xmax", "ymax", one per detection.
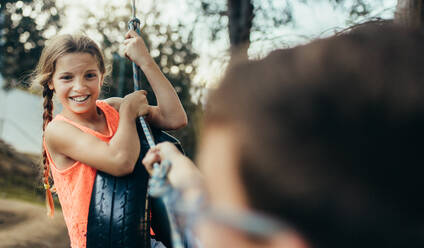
[
  {"xmin": 123, "ymin": 30, "xmax": 154, "ymax": 68},
  {"xmin": 122, "ymin": 90, "xmax": 150, "ymax": 119}
]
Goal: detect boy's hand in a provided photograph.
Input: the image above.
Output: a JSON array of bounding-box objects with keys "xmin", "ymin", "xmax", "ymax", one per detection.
[
  {"xmin": 142, "ymin": 142, "xmax": 184, "ymax": 175},
  {"xmin": 121, "ymin": 90, "xmax": 150, "ymax": 119},
  {"xmin": 143, "ymin": 142, "xmax": 201, "ymax": 189},
  {"xmin": 123, "ymin": 30, "xmax": 154, "ymax": 68}
]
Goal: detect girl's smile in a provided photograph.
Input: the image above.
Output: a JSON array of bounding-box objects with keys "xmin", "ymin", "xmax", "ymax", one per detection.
[
  {"xmin": 49, "ymin": 52, "xmax": 103, "ymax": 119},
  {"xmin": 69, "ymin": 95, "xmax": 90, "ymax": 102}
]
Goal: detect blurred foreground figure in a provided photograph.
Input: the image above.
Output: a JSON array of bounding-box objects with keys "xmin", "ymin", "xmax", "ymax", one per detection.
[{"xmin": 144, "ymin": 24, "xmax": 424, "ymax": 248}]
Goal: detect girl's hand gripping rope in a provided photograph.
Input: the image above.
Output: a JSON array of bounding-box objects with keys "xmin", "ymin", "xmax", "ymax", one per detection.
[
  {"xmin": 121, "ymin": 90, "xmax": 150, "ymax": 119},
  {"xmin": 123, "ymin": 30, "xmax": 153, "ymax": 69},
  {"xmin": 122, "ymin": 29, "xmax": 188, "ymax": 130}
]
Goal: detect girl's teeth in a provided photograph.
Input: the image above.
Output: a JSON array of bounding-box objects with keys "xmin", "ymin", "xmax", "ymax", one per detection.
[{"xmin": 71, "ymin": 96, "xmax": 89, "ymax": 102}]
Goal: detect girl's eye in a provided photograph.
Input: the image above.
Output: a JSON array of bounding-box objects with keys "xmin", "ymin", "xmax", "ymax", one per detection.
[
  {"xmin": 86, "ymin": 73, "xmax": 97, "ymax": 79},
  {"xmin": 60, "ymin": 75, "xmax": 72, "ymax": 80}
]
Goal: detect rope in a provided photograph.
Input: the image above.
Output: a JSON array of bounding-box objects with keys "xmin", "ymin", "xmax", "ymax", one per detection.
[
  {"xmin": 148, "ymin": 161, "xmax": 185, "ymax": 248},
  {"xmin": 127, "ymin": 3, "xmax": 156, "ymax": 150},
  {"xmin": 127, "ymin": 1, "xmax": 185, "ymax": 247}
]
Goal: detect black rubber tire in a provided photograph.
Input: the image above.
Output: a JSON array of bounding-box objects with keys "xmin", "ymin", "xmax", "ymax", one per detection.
[{"xmin": 86, "ymin": 120, "xmax": 184, "ymax": 248}]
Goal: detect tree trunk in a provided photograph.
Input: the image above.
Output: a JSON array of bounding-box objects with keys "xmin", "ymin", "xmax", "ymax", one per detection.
[
  {"xmin": 394, "ymin": 0, "xmax": 424, "ymax": 28},
  {"xmin": 227, "ymin": 0, "xmax": 254, "ymax": 66}
]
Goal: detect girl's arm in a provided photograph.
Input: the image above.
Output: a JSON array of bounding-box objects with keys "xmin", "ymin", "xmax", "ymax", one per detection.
[
  {"xmin": 44, "ymin": 91, "xmax": 148, "ymax": 177},
  {"xmin": 123, "ymin": 30, "xmax": 188, "ymax": 130}
]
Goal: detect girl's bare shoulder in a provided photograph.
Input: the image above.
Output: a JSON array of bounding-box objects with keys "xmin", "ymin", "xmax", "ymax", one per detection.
[
  {"xmin": 44, "ymin": 120, "xmax": 84, "ymax": 147},
  {"xmin": 103, "ymin": 97, "xmax": 123, "ymax": 112}
]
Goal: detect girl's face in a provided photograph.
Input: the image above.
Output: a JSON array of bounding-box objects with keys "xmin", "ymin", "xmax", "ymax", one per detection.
[{"xmin": 49, "ymin": 52, "xmax": 103, "ymax": 117}]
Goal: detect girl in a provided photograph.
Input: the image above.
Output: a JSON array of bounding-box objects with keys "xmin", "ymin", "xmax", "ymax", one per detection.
[{"xmin": 33, "ymin": 30, "xmax": 187, "ymax": 248}]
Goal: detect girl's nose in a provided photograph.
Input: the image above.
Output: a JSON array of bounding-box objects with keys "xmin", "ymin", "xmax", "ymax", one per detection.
[{"xmin": 73, "ymin": 78, "xmax": 86, "ymax": 91}]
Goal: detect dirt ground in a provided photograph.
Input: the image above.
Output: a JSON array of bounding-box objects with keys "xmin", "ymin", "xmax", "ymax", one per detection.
[{"xmin": 0, "ymin": 198, "xmax": 70, "ymax": 248}]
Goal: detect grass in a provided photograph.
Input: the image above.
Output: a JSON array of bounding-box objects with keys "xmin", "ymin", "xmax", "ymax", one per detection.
[
  {"xmin": 0, "ymin": 170, "xmax": 44, "ymax": 203},
  {"xmin": 0, "ymin": 184, "xmax": 44, "ymax": 205},
  {"xmin": 0, "ymin": 177, "xmax": 62, "ymax": 210},
  {"xmin": 0, "ymin": 139, "xmax": 61, "ymax": 208},
  {"xmin": 0, "ymin": 173, "xmax": 62, "ymax": 209}
]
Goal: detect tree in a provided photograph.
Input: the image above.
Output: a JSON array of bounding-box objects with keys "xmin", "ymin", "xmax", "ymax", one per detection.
[
  {"xmin": 227, "ymin": 0, "xmax": 254, "ymax": 64},
  {"xmin": 193, "ymin": 0, "xmax": 388, "ymax": 62},
  {"xmin": 82, "ymin": 3, "xmax": 201, "ymax": 158},
  {"xmin": 0, "ymin": 0, "xmax": 61, "ymax": 89},
  {"xmin": 395, "ymin": 0, "xmax": 424, "ymax": 28}
]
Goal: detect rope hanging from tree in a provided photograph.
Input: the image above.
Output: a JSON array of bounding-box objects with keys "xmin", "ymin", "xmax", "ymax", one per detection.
[{"xmin": 127, "ymin": 1, "xmax": 185, "ymax": 247}]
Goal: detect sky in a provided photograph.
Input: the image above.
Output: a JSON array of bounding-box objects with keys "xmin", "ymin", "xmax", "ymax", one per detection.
[{"xmin": 56, "ymin": 0, "xmax": 397, "ymax": 93}]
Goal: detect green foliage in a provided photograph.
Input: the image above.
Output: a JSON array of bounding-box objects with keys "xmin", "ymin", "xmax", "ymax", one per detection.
[
  {"xmin": 82, "ymin": 4, "xmax": 202, "ymax": 158},
  {"xmin": 0, "ymin": 0, "xmax": 61, "ymax": 89}
]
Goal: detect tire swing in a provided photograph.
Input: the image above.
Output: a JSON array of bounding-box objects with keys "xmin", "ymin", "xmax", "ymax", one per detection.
[
  {"xmin": 86, "ymin": 2, "xmax": 184, "ymax": 247},
  {"xmin": 86, "ymin": 126, "xmax": 183, "ymax": 248}
]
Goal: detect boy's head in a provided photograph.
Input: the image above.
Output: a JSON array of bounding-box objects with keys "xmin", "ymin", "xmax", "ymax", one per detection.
[{"xmin": 200, "ymin": 24, "xmax": 424, "ymax": 248}]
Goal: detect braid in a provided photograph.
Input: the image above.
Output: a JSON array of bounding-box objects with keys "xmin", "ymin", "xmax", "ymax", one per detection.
[{"xmin": 42, "ymin": 85, "xmax": 55, "ymax": 217}]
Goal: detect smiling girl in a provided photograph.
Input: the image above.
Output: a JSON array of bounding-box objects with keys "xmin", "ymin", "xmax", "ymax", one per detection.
[{"xmin": 32, "ymin": 31, "xmax": 187, "ymax": 248}]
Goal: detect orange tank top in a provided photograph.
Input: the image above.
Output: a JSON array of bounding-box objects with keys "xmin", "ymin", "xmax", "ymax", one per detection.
[{"xmin": 44, "ymin": 100, "xmax": 119, "ymax": 248}]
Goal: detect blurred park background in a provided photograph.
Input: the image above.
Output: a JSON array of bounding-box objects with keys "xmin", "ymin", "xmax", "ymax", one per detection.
[{"xmin": 0, "ymin": 0, "xmax": 414, "ymax": 247}]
